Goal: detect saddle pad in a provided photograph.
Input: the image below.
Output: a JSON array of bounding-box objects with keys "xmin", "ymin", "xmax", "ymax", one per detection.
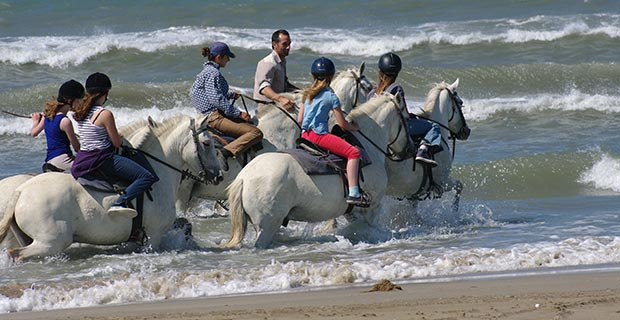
[
  {"xmin": 281, "ymin": 149, "xmax": 344, "ymax": 175},
  {"xmin": 77, "ymin": 176, "xmax": 117, "ymax": 193}
]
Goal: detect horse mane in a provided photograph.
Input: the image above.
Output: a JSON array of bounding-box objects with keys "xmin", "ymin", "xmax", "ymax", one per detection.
[
  {"xmin": 132, "ymin": 114, "xmax": 190, "ymax": 149},
  {"xmin": 348, "ymin": 94, "xmax": 395, "ymax": 119},
  {"xmin": 421, "ymin": 82, "xmax": 450, "ymax": 114},
  {"xmin": 118, "ymin": 118, "xmax": 149, "ymax": 137}
]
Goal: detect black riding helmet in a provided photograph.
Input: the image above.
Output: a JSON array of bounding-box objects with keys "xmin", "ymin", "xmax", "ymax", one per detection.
[
  {"xmin": 378, "ymin": 52, "xmax": 402, "ymax": 76},
  {"xmin": 57, "ymin": 79, "xmax": 85, "ymax": 104},
  {"xmin": 311, "ymin": 57, "xmax": 335, "ymax": 80},
  {"xmin": 85, "ymin": 72, "xmax": 112, "ymax": 94}
]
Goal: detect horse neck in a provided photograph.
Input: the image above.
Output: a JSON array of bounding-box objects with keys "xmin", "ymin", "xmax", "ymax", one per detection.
[
  {"xmin": 349, "ymin": 99, "xmax": 396, "ymax": 161},
  {"xmin": 332, "ymin": 71, "xmax": 368, "ymax": 113},
  {"xmin": 138, "ymin": 119, "xmax": 189, "ymax": 186}
]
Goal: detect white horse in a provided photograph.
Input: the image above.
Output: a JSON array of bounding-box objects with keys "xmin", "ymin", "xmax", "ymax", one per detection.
[
  {"xmin": 224, "ymin": 94, "xmax": 411, "ymax": 248},
  {"xmin": 178, "ymin": 64, "xmax": 373, "ymax": 208},
  {"xmin": 386, "ymin": 79, "xmax": 470, "ymax": 204},
  {"xmin": 0, "ymin": 115, "xmax": 222, "ymax": 260}
]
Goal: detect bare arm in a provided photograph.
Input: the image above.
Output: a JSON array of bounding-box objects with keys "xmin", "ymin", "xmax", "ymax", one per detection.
[
  {"xmin": 260, "ymin": 86, "xmax": 295, "ymax": 111},
  {"xmin": 333, "ymin": 107, "xmax": 359, "ymax": 132},
  {"xmin": 30, "ymin": 112, "xmax": 44, "ymax": 137},
  {"xmin": 94, "ymin": 109, "xmax": 123, "ymax": 148},
  {"xmin": 297, "ymin": 102, "xmax": 305, "ymax": 125},
  {"xmin": 59, "ymin": 117, "xmax": 80, "ymax": 152}
]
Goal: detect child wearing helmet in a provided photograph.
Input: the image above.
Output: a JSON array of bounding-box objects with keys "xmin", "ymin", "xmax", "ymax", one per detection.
[
  {"xmin": 71, "ymin": 72, "xmax": 158, "ymax": 215},
  {"xmin": 368, "ymin": 52, "xmax": 442, "ymax": 167},
  {"xmin": 30, "ymin": 80, "xmax": 84, "ymax": 172},
  {"xmin": 297, "ymin": 57, "xmax": 365, "ymax": 205}
]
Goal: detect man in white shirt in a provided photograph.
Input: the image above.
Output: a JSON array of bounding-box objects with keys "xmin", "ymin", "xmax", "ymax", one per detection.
[{"xmin": 253, "ymin": 29, "xmax": 299, "ymax": 111}]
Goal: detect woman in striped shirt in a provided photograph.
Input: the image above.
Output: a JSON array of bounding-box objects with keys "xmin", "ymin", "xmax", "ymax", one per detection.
[{"xmin": 71, "ymin": 72, "xmax": 158, "ymax": 214}]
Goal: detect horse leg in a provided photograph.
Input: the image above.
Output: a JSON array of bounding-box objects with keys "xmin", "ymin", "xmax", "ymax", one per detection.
[
  {"xmin": 11, "ymin": 220, "xmax": 73, "ymax": 260},
  {"xmin": 255, "ymin": 216, "xmax": 284, "ymax": 249},
  {"xmin": 450, "ymin": 180, "xmax": 463, "ymax": 212}
]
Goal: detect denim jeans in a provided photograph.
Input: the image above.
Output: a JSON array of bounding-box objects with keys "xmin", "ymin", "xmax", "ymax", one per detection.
[
  {"xmin": 100, "ymin": 154, "xmax": 159, "ymax": 205},
  {"xmin": 408, "ymin": 118, "xmax": 443, "ymax": 153}
]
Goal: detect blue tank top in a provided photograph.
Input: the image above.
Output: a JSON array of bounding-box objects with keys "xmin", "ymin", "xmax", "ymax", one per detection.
[{"xmin": 43, "ymin": 114, "xmax": 72, "ymax": 162}]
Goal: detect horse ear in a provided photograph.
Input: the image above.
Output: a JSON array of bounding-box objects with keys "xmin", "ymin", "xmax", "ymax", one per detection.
[
  {"xmin": 359, "ymin": 62, "xmax": 365, "ymax": 75},
  {"xmin": 448, "ymin": 78, "xmax": 460, "ymax": 92},
  {"xmin": 147, "ymin": 116, "xmax": 158, "ymax": 128}
]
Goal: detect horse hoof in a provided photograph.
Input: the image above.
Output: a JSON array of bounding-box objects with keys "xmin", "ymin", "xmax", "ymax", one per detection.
[{"xmin": 173, "ymin": 218, "xmax": 193, "ymax": 239}]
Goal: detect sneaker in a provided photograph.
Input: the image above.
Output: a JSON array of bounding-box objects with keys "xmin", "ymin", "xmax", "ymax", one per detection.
[
  {"xmin": 346, "ymin": 195, "xmax": 364, "ymax": 205},
  {"xmin": 415, "ymin": 147, "xmax": 437, "ymax": 167},
  {"xmin": 108, "ymin": 203, "xmax": 137, "ymax": 216}
]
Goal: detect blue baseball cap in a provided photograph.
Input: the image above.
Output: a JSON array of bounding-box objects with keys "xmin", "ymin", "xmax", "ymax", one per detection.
[{"xmin": 209, "ymin": 42, "xmax": 235, "ymax": 58}]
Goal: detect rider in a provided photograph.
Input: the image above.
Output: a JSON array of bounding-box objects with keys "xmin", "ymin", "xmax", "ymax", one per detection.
[
  {"xmin": 367, "ymin": 52, "xmax": 442, "ymax": 167},
  {"xmin": 31, "ymin": 80, "xmax": 83, "ymax": 172},
  {"xmin": 71, "ymin": 72, "xmax": 158, "ymax": 214},
  {"xmin": 253, "ymin": 29, "xmax": 299, "ymax": 112},
  {"xmin": 297, "ymin": 57, "xmax": 365, "ymax": 205},
  {"xmin": 190, "ymin": 42, "xmax": 263, "ymax": 166}
]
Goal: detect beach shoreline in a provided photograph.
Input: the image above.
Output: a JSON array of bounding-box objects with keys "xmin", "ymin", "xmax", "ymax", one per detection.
[{"xmin": 3, "ymin": 271, "xmax": 620, "ymax": 320}]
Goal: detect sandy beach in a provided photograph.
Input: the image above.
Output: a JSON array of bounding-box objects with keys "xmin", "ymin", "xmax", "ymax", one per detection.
[{"xmin": 2, "ymin": 271, "xmax": 619, "ymax": 320}]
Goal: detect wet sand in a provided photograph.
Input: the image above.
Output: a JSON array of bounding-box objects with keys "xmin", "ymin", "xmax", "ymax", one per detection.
[{"xmin": 2, "ymin": 271, "xmax": 620, "ymax": 320}]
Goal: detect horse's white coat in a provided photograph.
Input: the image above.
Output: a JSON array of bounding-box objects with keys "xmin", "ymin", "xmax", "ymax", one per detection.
[
  {"xmin": 225, "ymin": 94, "xmax": 410, "ymax": 248},
  {"xmin": 179, "ymin": 65, "xmax": 372, "ymax": 207},
  {"xmin": 0, "ymin": 115, "xmax": 222, "ymax": 259}
]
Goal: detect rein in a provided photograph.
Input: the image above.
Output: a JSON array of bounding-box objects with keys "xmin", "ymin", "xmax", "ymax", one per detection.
[
  {"xmin": 123, "ymin": 118, "xmax": 214, "ymax": 184},
  {"xmin": 414, "ymin": 89, "xmax": 467, "ymax": 159},
  {"xmin": 348, "ymin": 96, "xmax": 413, "ymax": 162},
  {"xmin": 241, "ymin": 94, "xmax": 301, "ymax": 131},
  {"xmin": 124, "ymin": 146, "xmax": 205, "ymax": 183},
  {"xmin": 1, "ymin": 110, "xmax": 32, "ymax": 119}
]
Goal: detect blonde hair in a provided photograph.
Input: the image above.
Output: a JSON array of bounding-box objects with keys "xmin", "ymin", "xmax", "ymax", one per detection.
[
  {"xmin": 375, "ymin": 71, "xmax": 397, "ymax": 95},
  {"xmin": 302, "ymin": 75, "xmax": 333, "ymax": 104}
]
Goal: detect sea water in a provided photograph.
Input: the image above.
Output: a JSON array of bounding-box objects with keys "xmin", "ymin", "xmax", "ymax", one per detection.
[{"xmin": 1, "ymin": 0, "xmax": 620, "ymax": 313}]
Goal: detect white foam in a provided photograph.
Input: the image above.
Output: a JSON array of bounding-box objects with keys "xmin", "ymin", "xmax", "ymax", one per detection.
[
  {"xmin": 578, "ymin": 154, "xmax": 620, "ymax": 192},
  {"xmin": 1, "ymin": 13, "xmax": 619, "ymax": 67},
  {"xmin": 463, "ymin": 89, "xmax": 620, "ymax": 121},
  {"xmin": 2, "ymin": 235, "xmax": 620, "ymax": 313}
]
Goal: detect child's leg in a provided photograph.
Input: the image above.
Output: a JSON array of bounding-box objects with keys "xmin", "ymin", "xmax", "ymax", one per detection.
[
  {"xmin": 303, "ymin": 130, "xmax": 361, "ymax": 196},
  {"xmin": 346, "ymin": 158, "xmax": 360, "ymax": 196}
]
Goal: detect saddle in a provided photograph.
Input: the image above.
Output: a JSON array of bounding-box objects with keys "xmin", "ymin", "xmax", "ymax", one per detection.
[
  {"xmin": 76, "ymin": 148, "xmax": 156, "ymax": 244},
  {"xmin": 281, "ymin": 125, "xmax": 372, "ymax": 210},
  {"xmin": 207, "ymin": 126, "xmax": 263, "ymax": 167}
]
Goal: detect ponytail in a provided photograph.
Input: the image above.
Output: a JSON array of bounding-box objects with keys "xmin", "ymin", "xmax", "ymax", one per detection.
[
  {"xmin": 43, "ymin": 99, "xmax": 67, "ymax": 119},
  {"xmin": 201, "ymin": 47, "xmax": 215, "ymax": 60},
  {"xmin": 376, "ymin": 71, "xmax": 396, "ymax": 95},
  {"xmin": 73, "ymin": 92, "xmax": 105, "ymax": 121},
  {"xmin": 302, "ymin": 75, "xmax": 333, "ymax": 104}
]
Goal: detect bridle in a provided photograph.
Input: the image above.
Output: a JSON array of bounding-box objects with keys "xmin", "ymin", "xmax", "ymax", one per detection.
[
  {"xmin": 124, "ymin": 118, "xmax": 218, "ymax": 185},
  {"xmin": 352, "ymin": 95, "xmax": 414, "ymax": 162},
  {"xmin": 415, "ymin": 88, "xmax": 470, "ymax": 159},
  {"xmin": 189, "ymin": 117, "xmax": 219, "ymax": 183},
  {"xmin": 348, "ymin": 69, "xmax": 373, "ymax": 110}
]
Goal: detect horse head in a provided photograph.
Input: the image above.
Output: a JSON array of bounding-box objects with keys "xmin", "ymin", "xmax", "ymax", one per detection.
[
  {"xmin": 331, "ymin": 62, "xmax": 373, "ymax": 113},
  {"xmin": 420, "ymin": 79, "xmax": 470, "ymax": 145},
  {"xmin": 188, "ymin": 115, "xmax": 224, "ymax": 185}
]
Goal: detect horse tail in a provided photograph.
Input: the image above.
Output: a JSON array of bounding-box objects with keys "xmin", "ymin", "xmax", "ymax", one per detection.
[
  {"xmin": 0, "ymin": 190, "xmax": 21, "ymax": 243},
  {"xmin": 224, "ymin": 178, "xmax": 247, "ymax": 248}
]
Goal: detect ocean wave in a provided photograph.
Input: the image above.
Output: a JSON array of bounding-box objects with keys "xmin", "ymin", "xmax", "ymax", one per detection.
[
  {"xmin": 464, "ymin": 89, "xmax": 620, "ymax": 121},
  {"xmin": 1, "ymin": 13, "xmax": 619, "ymax": 67},
  {"xmin": 578, "ymin": 154, "xmax": 620, "ymax": 193},
  {"xmin": 2, "ymin": 235, "xmax": 620, "ymax": 313}
]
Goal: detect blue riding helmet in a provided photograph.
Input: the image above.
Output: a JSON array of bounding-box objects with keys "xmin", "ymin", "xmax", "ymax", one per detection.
[
  {"xmin": 378, "ymin": 52, "xmax": 401, "ymax": 76},
  {"xmin": 311, "ymin": 57, "xmax": 335, "ymax": 80}
]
